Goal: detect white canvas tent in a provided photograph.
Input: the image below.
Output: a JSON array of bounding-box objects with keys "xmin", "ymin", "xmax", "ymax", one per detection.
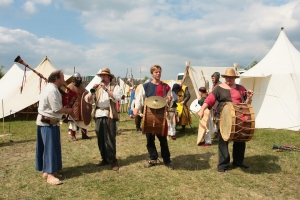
[
  {"xmin": 240, "ymin": 28, "xmax": 300, "ymax": 130},
  {"xmin": 181, "ymin": 65, "xmax": 229, "ymax": 108},
  {"xmin": 0, "ymin": 64, "xmax": 32, "ymax": 101},
  {"xmin": 118, "ymin": 77, "xmax": 131, "ymax": 97},
  {"xmin": 0, "ymin": 57, "xmax": 71, "ymax": 119},
  {"xmin": 85, "ymin": 69, "xmax": 101, "ymax": 92}
]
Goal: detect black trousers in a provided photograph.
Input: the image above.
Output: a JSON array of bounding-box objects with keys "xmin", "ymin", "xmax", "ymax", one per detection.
[
  {"xmin": 146, "ymin": 133, "xmax": 171, "ymax": 164},
  {"xmin": 217, "ymin": 129, "xmax": 246, "ymax": 169},
  {"xmin": 95, "ymin": 117, "xmax": 117, "ymax": 163},
  {"xmin": 135, "ymin": 115, "xmax": 142, "ymax": 129}
]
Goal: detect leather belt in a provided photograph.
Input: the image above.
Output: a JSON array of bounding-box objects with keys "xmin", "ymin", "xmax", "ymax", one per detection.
[
  {"xmin": 40, "ymin": 114, "xmax": 59, "ymax": 125},
  {"xmin": 96, "ymin": 106, "xmax": 109, "ymax": 110}
]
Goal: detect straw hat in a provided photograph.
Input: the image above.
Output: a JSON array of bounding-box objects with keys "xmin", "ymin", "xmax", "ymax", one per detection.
[
  {"xmin": 97, "ymin": 68, "xmax": 115, "ymax": 79},
  {"xmin": 221, "ymin": 68, "xmax": 239, "ymax": 78}
]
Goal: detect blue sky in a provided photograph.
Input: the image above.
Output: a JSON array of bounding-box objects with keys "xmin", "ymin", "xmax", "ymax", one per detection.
[{"xmin": 0, "ymin": 0, "xmax": 300, "ymax": 80}]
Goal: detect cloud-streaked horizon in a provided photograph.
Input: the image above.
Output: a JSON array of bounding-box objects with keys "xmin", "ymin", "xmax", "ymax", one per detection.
[{"xmin": 0, "ymin": 0, "xmax": 300, "ymax": 80}]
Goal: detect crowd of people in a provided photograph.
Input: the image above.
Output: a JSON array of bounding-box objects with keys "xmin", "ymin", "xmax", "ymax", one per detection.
[{"xmin": 35, "ymin": 65, "xmax": 253, "ymax": 185}]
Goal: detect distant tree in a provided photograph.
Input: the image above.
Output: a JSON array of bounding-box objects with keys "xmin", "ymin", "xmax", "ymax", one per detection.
[
  {"xmin": 240, "ymin": 61, "xmax": 259, "ymax": 71},
  {"xmin": 248, "ymin": 61, "xmax": 258, "ymax": 69},
  {"xmin": 0, "ymin": 65, "xmax": 5, "ymax": 79},
  {"xmin": 142, "ymin": 76, "xmax": 149, "ymax": 83}
]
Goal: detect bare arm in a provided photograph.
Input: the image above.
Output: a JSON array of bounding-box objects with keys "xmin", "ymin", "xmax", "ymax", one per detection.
[{"xmin": 245, "ymin": 90, "xmax": 253, "ymax": 104}]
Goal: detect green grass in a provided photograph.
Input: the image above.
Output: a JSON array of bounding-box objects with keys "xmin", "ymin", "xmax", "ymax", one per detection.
[{"xmin": 0, "ymin": 113, "xmax": 300, "ymax": 200}]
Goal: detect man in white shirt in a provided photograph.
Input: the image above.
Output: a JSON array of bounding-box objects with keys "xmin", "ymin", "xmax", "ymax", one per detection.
[
  {"xmin": 85, "ymin": 68, "xmax": 122, "ymax": 171},
  {"xmin": 36, "ymin": 70, "xmax": 73, "ymax": 185}
]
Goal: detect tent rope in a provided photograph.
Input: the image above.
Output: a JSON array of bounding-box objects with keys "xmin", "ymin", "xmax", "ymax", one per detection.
[
  {"xmin": 283, "ymin": 33, "xmax": 300, "ymax": 102},
  {"xmin": 244, "ymin": 31, "xmax": 279, "ymax": 69}
]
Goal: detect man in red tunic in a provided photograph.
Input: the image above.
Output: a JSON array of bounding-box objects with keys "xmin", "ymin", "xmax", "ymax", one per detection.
[
  {"xmin": 198, "ymin": 68, "xmax": 253, "ymax": 173},
  {"xmin": 133, "ymin": 65, "xmax": 174, "ymax": 169}
]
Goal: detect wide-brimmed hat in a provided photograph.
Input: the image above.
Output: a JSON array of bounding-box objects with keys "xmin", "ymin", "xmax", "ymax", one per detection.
[
  {"xmin": 97, "ymin": 68, "xmax": 115, "ymax": 79},
  {"xmin": 221, "ymin": 68, "xmax": 239, "ymax": 78}
]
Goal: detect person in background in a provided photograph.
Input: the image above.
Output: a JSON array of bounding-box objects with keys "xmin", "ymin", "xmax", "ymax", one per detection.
[
  {"xmin": 198, "ymin": 86, "xmax": 213, "ymax": 146},
  {"xmin": 66, "ymin": 72, "xmax": 91, "ymax": 141},
  {"xmin": 133, "ymin": 65, "xmax": 174, "ymax": 169},
  {"xmin": 211, "ymin": 72, "xmax": 222, "ymax": 139},
  {"xmin": 36, "ymin": 70, "xmax": 73, "ymax": 185},
  {"xmin": 84, "ymin": 68, "xmax": 122, "ymax": 171},
  {"xmin": 128, "ymin": 87, "xmax": 135, "ymax": 118},
  {"xmin": 172, "ymin": 83, "xmax": 191, "ymax": 132},
  {"xmin": 133, "ymin": 84, "xmax": 143, "ymax": 132},
  {"xmin": 167, "ymin": 84, "xmax": 179, "ymax": 140},
  {"xmin": 198, "ymin": 68, "xmax": 253, "ymax": 173}
]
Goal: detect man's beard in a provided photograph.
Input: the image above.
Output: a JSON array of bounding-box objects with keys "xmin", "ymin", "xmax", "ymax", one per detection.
[{"xmin": 74, "ymin": 81, "xmax": 81, "ymax": 87}]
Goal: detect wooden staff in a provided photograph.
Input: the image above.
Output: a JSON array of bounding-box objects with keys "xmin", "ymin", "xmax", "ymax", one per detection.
[
  {"xmin": 14, "ymin": 55, "xmax": 78, "ymax": 108},
  {"xmin": 14, "ymin": 55, "xmax": 73, "ymax": 93},
  {"xmin": 201, "ymin": 70, "xmax": 210, "ymax": 93}
]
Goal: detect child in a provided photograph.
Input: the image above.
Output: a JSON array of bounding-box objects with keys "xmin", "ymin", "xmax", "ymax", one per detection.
[{"xmin": 198, "ymin": 87, "xmax": 212, "ymax": 146}]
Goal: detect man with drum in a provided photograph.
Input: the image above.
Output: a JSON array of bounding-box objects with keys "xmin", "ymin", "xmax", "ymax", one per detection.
[
  {"xmin": 198, "ymin": 68, "xmax": 253, "ymax": 173},
  {"xmin": 66, "ymin": 72, "xmax": 91, "ymax": 141},
  {"xmin": 133, "ymin": 65, "xmax": 174, "ymax": 169}
]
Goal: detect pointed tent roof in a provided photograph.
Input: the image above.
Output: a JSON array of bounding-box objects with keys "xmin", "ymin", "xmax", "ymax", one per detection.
[
  {"xmin": 241, "ymin": 27, "xmax": 300, "ymax": 77},
  {"xmin": 0, "ymin": 64, "xmax": 32, "ymax": 101},
  {"xmin": 118, "ymin": 77, "xmax": 130, "ymax": 95},
  {"xmin": 239, "ymin": 28, "xmax": 300, "ymax": 130},
  {"xmin": 85, "ymin": 69, "xmax": 101, "ymax": 92},
  {"xmin": 181, "ymin": 65, "xmax": 231, "ymax": 108},
  {"xmin": 0, "ymin": 57, "xmax": 71, "ymax": 118}
]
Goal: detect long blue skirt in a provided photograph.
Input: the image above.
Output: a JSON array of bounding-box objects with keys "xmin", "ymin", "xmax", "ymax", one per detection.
[{"xmin": 35, "ymin": 125, "xmax": 62, "ymax": 173}]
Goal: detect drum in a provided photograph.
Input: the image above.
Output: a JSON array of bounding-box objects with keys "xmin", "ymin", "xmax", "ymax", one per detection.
[
  {"xmin": 190, "ymin": 99, "xmax": 201, "ymax": 113},
  {"xmin": 197, "ymin": 109, "xmax": 210, "ymax": 145},
  {"xmin": 142, "ymin": 96, "xmax": 167, "ymax": 135},
  {"xmin": 220, "ymin": 102, "xmax": 255, "ymax": 142}
]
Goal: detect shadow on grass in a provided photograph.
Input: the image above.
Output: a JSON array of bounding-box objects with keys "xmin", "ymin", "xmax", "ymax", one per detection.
[
  {"xmin": 63, "ymin": 153, "xmax": 149, "ymax": 179},
  {"xmin": 175, "ymin": 127, "xmax": 198, "ymax": 139},
  {"xmin": 117, "ymin": 128, "xmax": 136, "ymax": 133},
  {"xmin": 119, "ymin": 153, "xmax": 149, "ymax": 167},
  {"xmin": 172, "ymin": 152, "xmax": 216, "ymax": 171},
  {"xmin": 62, "ymin": 163, "xmax": 103, "ymax": 179},
  {"xmin": 0, "ymin": 139, "xmax": 36, "ymax": 147},
  {"xmin": 243, "ymin": 154, "xmax": 281, "ymax": 174}
]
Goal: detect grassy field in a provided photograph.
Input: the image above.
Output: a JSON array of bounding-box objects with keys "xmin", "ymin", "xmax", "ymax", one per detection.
[{"xmin": 0, "ymin": 113, "xmax": 300, "ymax": 200}]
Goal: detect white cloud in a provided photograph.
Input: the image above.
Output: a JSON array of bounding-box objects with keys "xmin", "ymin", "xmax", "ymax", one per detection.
[
  {"xmin": 23, "ymin": 0, "xmax": 51, "ymax": 14},
  {"xmin": 23, "ymin": 1, "xmax": 37, "ymax": 14},
  {"xmin": 1, "ymin": 0, "xmax": 300, "ymax": 79},
  {"xmin": 0, "ymin": 0, "xmax": 13, "ymax": 7}
]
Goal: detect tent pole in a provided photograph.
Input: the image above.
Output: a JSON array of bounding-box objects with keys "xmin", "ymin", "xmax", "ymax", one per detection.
[{"xmin": 2, "ymin": 99, "xmax": 4, "ymax": 134}]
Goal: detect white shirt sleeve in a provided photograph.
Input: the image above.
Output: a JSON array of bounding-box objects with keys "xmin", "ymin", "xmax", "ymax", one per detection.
[
  {"xmin": 134, "ymin": 86, "xmax": 145, "ymax": 111},
  {"xmin": 111, "ymin": 85, "xmax": 123, "ymax": 103}
]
